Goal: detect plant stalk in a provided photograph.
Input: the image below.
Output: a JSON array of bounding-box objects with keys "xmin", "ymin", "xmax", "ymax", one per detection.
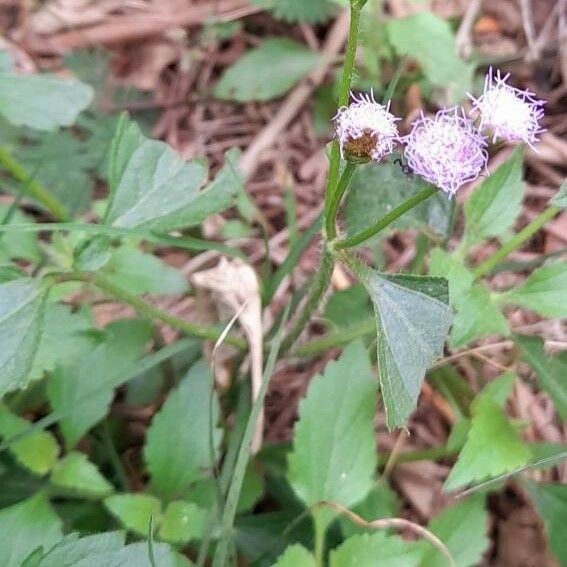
[
  {"xmin": 335, "ymin": 185, "xmax": 438, "ymax": 249},
  {"xmin": 474, "ymin": 205, "xmax": 560, "ymax": 278},
  {"xmin": 0, "ymin": 145, "xmax": 69, "ymax": 221},
  {"xmin": 50, "ymin": 271, "xmax": 247, "ymax": 350}
]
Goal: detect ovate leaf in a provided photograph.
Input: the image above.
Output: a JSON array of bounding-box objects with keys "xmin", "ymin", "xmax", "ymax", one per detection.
[
  {"xmin": 428, "ymin": 248, "xmax": 474, "ymax": 305},
  {"xmin": 464, "ymin": 147, "xmax": 525, "ymax": 244},
  {"xmin": 444, "ymin": 395, "xmax": 532, "ymax": 490},
  {"xmin": 330, "ymin": 533, "xmax": 421, "ymax": 567},
  {"xmin": 524, "ymin": 481, "xmax": 567, "ymax": 565},
  {"xmin": 72, "ymin": 542, "xmax": 186, "ymax": 567},
  {"xmin": 502, "ymin": 262, "xmax": 567, "ymax": 318},
  {"xmin": 250, "ymin": 0, "xmax": 337, "ymax": 23},
  {"xmin": 104, "ymin": 494, "xmax": 161, "ymax": 537},
  {"xmin": 101, "ymin": 247, "xmax": 188, "ymax": 295},
  {"xmin": 417, "ymin": 495, "xmax": 489, "ymax": 567},
  {"xmin": 360, "ymin": 271, "xmax": 452, "ymax": 429},
  {"xmin": 386, "ymin": 13, "xmax": 471, "ymax": 91},
  {"xmin": 104, "ymin": 129, "xmax": 241, "ymax": 229},
  {"xmin": 214, "ymin": 39, "xmax": 321, "ymax": 102},
  {"xmin": 0, "ymin": 205, "xmax": 40, "ymax": 263},
  {"xmin": 515, "ymin": 334, "xmax": 567, "ymax": 421},
  {"xmin": 272, "ymin": 545, "xmax": 316, "ymax": 567},
  {"xmin": 0, "ymin": 278, "xmax": 47, "ymax": 396},
  {"xmin": 47, "ymin": 319, "xmax": 152, "ymax": 449},
  {"xmin": 0, "ymin": 72, "xmax": 93, "ymax": 130},
  {"xmin": 288, "ymin": 341, "xmax": 376, "ymax": 509},
  {"xmin": 50, "ymin": 452, "xmax": 114, "ymax": 499},
  {"xmin": 0, "ymin": 405, "xmax": 59, "ymax": 475},
  {"xmin": 158, "ymin": 501, "xmax": 207, "ymax": 544},
  {"xmin": 144, "ymin": 361, "xmax": 222, "ymax": 501},
  {"xmin": 0, "ymin": 493, "xmax": 62, "ymax": 567}
]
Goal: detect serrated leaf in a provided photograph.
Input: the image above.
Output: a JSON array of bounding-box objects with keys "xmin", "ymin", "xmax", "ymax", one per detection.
[
  {"xmin": 273, "ymin": 544, "xmax": 316, "ymax": 567},
  {"xmin": 0, "ymin": 72, "xmax": 93, "ymax": 130},
  {"xmin": 104, "ymin": 493, "xmax": 161, "ymax": 537},
  {"xmin": 287, "ymin": 341, "xmax": 377, "ymax": 509},
  {"xmin": 104, "ymin": 119, "xmax": 241, "ymax": 230},
  {"xmin": 74, "ymin": 542, "xmax": 189, "ymax": 567},
  {"xmin": 158, "ymin": 501, "xmax": 207, "ymax": 544},
  {"xmin": 214, "ymin": 39, "xmax": 321, "ymax": 102},
  {"xmin": 502, "ymin": 262, "xmax": 567, "ymax": 318},
  {"xmin": 524, "ymin": 481, "xmax": 567, "ymax": 565},
  {"xmin": 144, "ymin": 360, "xmax": 222, "ymax": 501},
  {"xmin": 101, "ymin": 247, "xmax": 188, "ymax": 295},
  {"xmin": 444, "ymin": 396, "xmax": 532, "ymax": 491},
  {"xmin": 51, "ymin": 452, "xmax": 114, "ymax": 498},
  {"xmin": 34, "ymin": 532, "xmax": 124, "ymax": 567},
  {"xmin": 450, "ymin": 284, "xmax": 508, "ymax": 348},
  {"xmin": 359, "ymin": 271, "xmax": 452, "ymax": 428},
  {"xmin": 0, "ymin": 405, "xmax": 59, "ymax": 475},
  {"xmin": 250, "ymin": 0, "xmax": 337, "ymax": 23},
  {"xmin": 464, "ymin": 147, "xmax": 525, "ymax": 244},
  {"xmin": 330, "ymin": 533, "xmax": 421, "ymax": 567},
  {"xmin": 515, "ymin": 334, "xmax": 567, "ymax": 421},
  {"xmin": 550, "ymin": 178, "xmax": 567, "ymax": 208},
  {"xmin": 47, "ymin": 319, "xmax": 152, "ymax": 449},
  {"xmin": 480, "ymin": 371, "xmax": 517, "ymax": 407},
  {"xmin": 0, "ymin": 493, "xmax": 62, "ymax": 567},
  {"xmin": 0, "ymin": 278, "xmax": 47, "ymax": 396},
  {"xmin": 417, "ymin": 495, "xmax": 488, "ymax": 567},
  {"xmin": 345, "ymin": 162, "xmax": 452, "ymax": 241},
  {"xmin": 0, "ymin": 204, "xmax": 40, "ymax": 263},
  {"xmin": 386, "ymin": 13, "xmax": 472, "ymax": 92}
]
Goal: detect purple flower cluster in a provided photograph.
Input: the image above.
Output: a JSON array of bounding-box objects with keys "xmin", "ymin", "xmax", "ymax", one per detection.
[{"xmin": 334, "ymin": 69, "xmax": 545, "ymax": 196}]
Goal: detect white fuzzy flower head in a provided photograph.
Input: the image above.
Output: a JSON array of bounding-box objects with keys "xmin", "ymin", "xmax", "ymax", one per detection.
[
  {"xmin": 334, "ymin": 91, "xmax": 399, "ymax": 162},
  {"xmin": 403, "ymin": 107, "xmax": 488, "ymax": 197},
  {"xmin": 469, "ymin": 67, "xmax": 545, "ymax": 148}
]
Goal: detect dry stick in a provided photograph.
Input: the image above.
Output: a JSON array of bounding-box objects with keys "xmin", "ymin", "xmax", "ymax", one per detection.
[
  {"xmin": 30, "ymin": 0, "xmax": 260, "ymax": 53},
  {"xmin": 312, "ymin": 501, "xmax": 456, "ymax": 567},
  {"xmin": 239, "ymin": 9, "xmax": 350, "ymax": 180},
  {"xmin": 454, "ymin": 0, "xmax": 482, "ymax": 57},
  {"xmin": 519, "ymin": 0, "xmax": 538, "ymax": 61}
]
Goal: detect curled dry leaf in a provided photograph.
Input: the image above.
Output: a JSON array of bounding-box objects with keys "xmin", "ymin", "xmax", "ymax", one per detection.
[{"xmin": 191, "ymin": 258, "xmax": 264, "ymax": 453}]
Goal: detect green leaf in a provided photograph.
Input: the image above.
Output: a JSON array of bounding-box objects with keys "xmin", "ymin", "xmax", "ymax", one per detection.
[
  {"xmin": 0, "ymin": 405, "xmax": 59, "ymax": 475},
  {"xmin": 0, "ymin": 72, "xmax": 93, "ymax": 130},
  {"xmin": 386, "ymin": 13, "xmax": 472, "ymax": 91},
  {"xmin": 287, "ymin": 341, "xmax": 377, "ymax": 508},
  {"xmin": 428, "ymin": 248, "xmax": 474, "ymax": 305},
  {"xmin": 417, "ymin": 495, "xmax": 488, "ymax": 567},
  {"xmin": 104, "ymin": 493, "xmax": 161, "ymax": 537},
  {"xmin": 330, "ymin": 533, "xmax": 421, "ymax": 567},
  {"xmin": 272, "ymin": 544, "xmax": 316, "ymax": 567},
  {"xmin": 104, "ymin": 123, "xmax": 242, "ymax": 229},
  {"xmin": 237, "ymin": 464, "xmax": 265, "ymax": 513},
  {"xmin": 450, "ymin": 284, "xmax": 508, "ymax": 348},
  {"xmin": 345, "ymin": 162, "xmax": 452, "ymax": 241},
  {"xmin": 32, "ymin": 532, "xmax": 125, "ymax": 567},
  {"xmin": 360, "ymin": 271, "xmax": 452, "ymax": 429},
  {"xmin": 158, "ymin": 501, "xmax": 207, "ymax": 544},
  {"xmin": 73, "ymin": 235, "xmax": 112, "ymax": 271},
  {"xmin": 0, "ymin": 493, "xmax": 62, "ymax": 567},
  {"xmin": 144, "ymin": 360, "xmax": 222, "ymax": 501},
  {"xmin": 324, "ymin": 284, "xmax": 372, "ymax": 328},
  {"xmin": 101, "ymin": 247, "xmax": 188, "ymax": 295},
  {"xmin": 0, "ymin": 205, "xmax": 40, "ymax": 263},
  {"xmin": 464, "ymin": 147, "xmax": 525, "ymax": 244},
  {"xmin": 47, "ymin": 319, "xmax": 152, "ymax": 449},
  {"xmin": 250, "ymin": 0, "xmax": 336, "ymax": 22},
  {"xmin": 515, "ymin": 334, "xmax": 567, "ymax": 421},
  {"xmin": 444, "ymin": 395, "xmax": 532, "ymax": 490},
  {"xmin": 51, "ymin": 452, "xmax": 114, "ymax": 498},
  {"xmin": 550, "ymin": 178, "xmax": 567, "ymax": 208},
  {"xmin": 524, "ymin": 481, "xmax": 567, "ymax": 565},
  {"xmin": 501, "ymin": 262, "xmax": 567, "ymax": 318},
  {"xmin": 214, "ymin": 39, "xmax": 321, "ymax": 102},
  {"xmin": 480, "ymin": 371, "xmax": 517, "ymax": 407},
  {"xmin": 0, "ymin": 278, "xmax": 47, "ymax": 396}
]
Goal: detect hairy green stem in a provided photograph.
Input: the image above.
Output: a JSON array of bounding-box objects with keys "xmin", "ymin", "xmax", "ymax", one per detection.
[
  {"xmin": 474, "ymin": 205, "xmax": 560, "ymax": 278},
  {"xmin": 0, "ymin": 146, "xmax": 69, "ymax": 221},
  {"xmin": 335, "ymin": 185, "xmax": 438, "ymax": 249},
  {"xmin": 324, "ymin": 161, "xmax": 357, "ymax": 242},
  {"xmin": 323, "ymin": 2, "xmax": 363, "ymax": 240},
  {"xmin": 314, "ymin": 514, "xmax": 328, "ymax": 567},
  {"xmin": 50, "ymin": 271, "xmax": 247, "ymax": 350}
]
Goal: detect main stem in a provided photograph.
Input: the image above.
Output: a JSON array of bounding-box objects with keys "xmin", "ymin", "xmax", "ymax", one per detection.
[
  {"xmin": 474, "ymin": 205, "xmax": 559, "ymax": 278},
  {"xmin": 335, "ymin": 185, "xmax": 438, "ymax": 249},
  {"xmin": 0, "ymin": 146, "xmax": 69, "ymax": 221},
  {"xmin": 51, "ymin": 271, "xmax": 247, "ymax": 350}
]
